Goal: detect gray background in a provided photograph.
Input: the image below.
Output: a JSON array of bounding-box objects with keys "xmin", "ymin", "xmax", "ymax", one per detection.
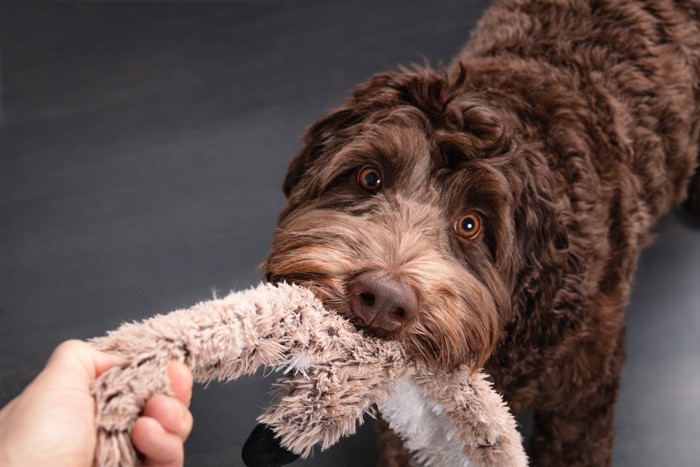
[{"xmin": 1, "ymin": 1, "xmax": 698, "ymax": 466}]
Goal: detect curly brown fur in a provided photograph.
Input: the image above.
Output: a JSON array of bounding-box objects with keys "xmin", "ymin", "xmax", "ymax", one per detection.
[{"xmin": 264, "ymin": 0, "xmax": 700, "ymax": 466}]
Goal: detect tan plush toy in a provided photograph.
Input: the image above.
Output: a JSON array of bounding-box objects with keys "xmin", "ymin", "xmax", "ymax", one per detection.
[{"xmin": 90, "ymin": 282, "xmax": 527, "ymax": 467}]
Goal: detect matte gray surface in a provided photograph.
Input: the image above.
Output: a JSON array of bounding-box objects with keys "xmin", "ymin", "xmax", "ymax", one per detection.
[{"xmin": 0, "ymin": 2, "xmax": 698, "ymax": 466}]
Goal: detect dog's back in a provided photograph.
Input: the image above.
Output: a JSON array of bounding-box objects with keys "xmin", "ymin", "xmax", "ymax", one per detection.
[{"xmin": 459, "ymin": 0, "xmax": 700, "ymax": 217}]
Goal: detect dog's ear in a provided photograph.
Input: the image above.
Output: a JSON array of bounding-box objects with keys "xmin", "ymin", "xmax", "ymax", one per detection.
[
  {"xmin": 352, "ymin": 67, "xmax": 454, "ymax": 123},
  {"xmin": 282, "ymin": 107, "xmax": 357, "ymax": 197},
  {"xmin": 502, "ymin": 146, "xmax": 585, "ymax": 323},
  {"xmin": 282, "ymin": 71, "xmax": 411, "ymax": 197},
  {"xmin": 349, "ymin": 70, "xmax": 415, "ymax": 107}
]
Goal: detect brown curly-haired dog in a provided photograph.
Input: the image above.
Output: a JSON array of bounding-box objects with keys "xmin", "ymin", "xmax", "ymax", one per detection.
[{"xmin": 263, "ymin": 0, "xmax": 700, "ymax": 465}]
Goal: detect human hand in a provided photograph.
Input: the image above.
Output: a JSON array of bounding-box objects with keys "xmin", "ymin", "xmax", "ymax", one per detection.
[{"xmin": 0, "ymin": 340, "xmax": 193, "ymax": 467}]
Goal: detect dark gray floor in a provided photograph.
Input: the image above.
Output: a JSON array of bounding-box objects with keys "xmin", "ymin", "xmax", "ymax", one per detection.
[{"xmin": 0, "ymin": 2, "xmax": 698, "ymax": 466}]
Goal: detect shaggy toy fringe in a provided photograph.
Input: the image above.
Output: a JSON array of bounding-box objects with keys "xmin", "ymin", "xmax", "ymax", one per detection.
[{"xmin": 90, "ymin": 282, "xmax": 526, "ymax": 467}]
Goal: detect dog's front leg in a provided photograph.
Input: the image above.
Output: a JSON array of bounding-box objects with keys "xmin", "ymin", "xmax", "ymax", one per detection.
[
  {"xmin": 374, "ymin": 416, "xmax": 413, "ymax": 467},
  {"xmin": 528, "ymin": 328, "xmax": 626, "ymax": 467},
  {"xmin": 684, "ymin": 167, "xmax": 700, "ymax": 216}
]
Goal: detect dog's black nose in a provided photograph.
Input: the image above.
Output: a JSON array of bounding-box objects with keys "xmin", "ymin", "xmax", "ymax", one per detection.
[{"xmin": 349, "ymin": 270, "xmax": 418, "ymax": 332}]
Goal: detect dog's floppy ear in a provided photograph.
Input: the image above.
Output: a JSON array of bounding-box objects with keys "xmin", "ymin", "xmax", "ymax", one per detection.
[
  {"xmin": 282, "ymin": 107, "xmax": 357, "ymax": 197},
  {"xmin": 283, "ymin": 67, "xmax": 467, "ymax": 197}
]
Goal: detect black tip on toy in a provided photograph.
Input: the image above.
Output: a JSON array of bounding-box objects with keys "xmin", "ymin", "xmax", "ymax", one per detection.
[{"xmin": 242, "ymin": 423, "xmax": 301, "ymax": 467}]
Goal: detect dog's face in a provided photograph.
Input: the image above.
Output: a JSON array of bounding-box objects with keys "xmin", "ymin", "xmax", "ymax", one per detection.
[{"xmin": 264, "ymin": 67, "xmax": 562, "ymax": 370}]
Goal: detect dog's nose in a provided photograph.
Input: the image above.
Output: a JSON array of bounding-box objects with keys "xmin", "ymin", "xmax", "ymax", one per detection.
[{"xmin": 348, "ymin": 270, "xmax": 418, "ymax": 332}]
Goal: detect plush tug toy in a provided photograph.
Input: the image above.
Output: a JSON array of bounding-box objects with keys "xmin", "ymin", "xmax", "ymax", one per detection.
[{"xmin": 90, "ymin": 282, "xmax": 527, "ymax": 467}]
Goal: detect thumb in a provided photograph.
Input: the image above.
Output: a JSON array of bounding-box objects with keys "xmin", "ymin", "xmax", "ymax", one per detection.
[{"xmin": 40, "ymin": 340, "xmax": 123, "ymax": 388}]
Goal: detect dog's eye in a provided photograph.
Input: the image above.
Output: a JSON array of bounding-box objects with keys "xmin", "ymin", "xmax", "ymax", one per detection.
[
  {"xmin": 454, "ymin": 212, "xmax": 483, "ymax": 240},
  {"xmin": 357, "ymin": 166, "xmax": 382, "ymax": 192}
]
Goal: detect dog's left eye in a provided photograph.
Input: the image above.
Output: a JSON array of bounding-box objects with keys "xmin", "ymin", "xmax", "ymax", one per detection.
[
  {"xmin": 454, "ymin": 212, "xmax": 483, "ymax": 240},
  {"xmin": 357, "ymin": 166, "xmax": 383, "ymax": 192}
]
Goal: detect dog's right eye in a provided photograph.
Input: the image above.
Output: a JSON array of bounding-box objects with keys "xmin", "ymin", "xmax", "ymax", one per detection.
[{"xmin": 356, "ymin": 166, "xmax": 383, "ymax": 192}]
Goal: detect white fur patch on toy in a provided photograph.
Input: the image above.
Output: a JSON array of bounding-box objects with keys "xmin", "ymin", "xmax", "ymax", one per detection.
[
  {"xmin": 380, "ymin": 379, "xmax": 474, "ymax": 467},
  {"xmin": 89, "ymin": 282, "xmax": 527, "ymax": 466}
]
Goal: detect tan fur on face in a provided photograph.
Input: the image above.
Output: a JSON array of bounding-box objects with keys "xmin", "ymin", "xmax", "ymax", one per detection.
[
  {"xmin": 263, "ymin": 193, "xmax": 501, "ymax": 370},
  {"xmin": 266, "ymin": 107, "xmax": 513, "ymax": 371}
]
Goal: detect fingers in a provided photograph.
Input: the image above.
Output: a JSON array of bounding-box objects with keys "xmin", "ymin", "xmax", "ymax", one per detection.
[
  {"xmin": 30, "ymin": 341, "xmax": 193, "ymax": 467},
  {"xmin": 133, "ymin": 396, "xmax": 192, "ymax": 467},
  {"xmin": 132, "ymin": 417, "xmax": 184, "ymax": 467},
  {"xmin": 132, "ymin": 362, "xmax": 194, "ymax": 466},
  {"xmin": 141, "ymin": 395, "xmax": 193, "ymax": 441},
  {"xmin": 167, "ymin": 362, "xmax": 193, "ymax": 407}
]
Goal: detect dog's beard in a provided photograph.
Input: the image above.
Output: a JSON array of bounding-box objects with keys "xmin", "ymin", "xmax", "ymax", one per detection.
[{"xmin": 263, "ymin": 198, "xmax": 502, "ymax": 370}]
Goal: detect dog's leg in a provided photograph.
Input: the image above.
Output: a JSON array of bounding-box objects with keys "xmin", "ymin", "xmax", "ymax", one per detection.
[
  {"xmin": 683, "ymin": 166, "xmax": 700, "ymax": 216},
  {"xmin": 528, "ymin": 328, "xmax": 626, "ymax": 467},
  {"xmin": 375, "ymin": 416, "xmax": 412, "ymax": 467}
]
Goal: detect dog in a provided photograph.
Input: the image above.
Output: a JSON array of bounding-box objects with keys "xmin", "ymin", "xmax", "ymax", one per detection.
[{"xmin": 263, "ymin": 0, "xmax": 700, "ymax": 465}]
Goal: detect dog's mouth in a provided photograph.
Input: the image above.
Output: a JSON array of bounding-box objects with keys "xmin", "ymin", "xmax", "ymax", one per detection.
[
  {"xmin": 264, "ymin": 271, "xmax": 344, "ymax": 310},
  {"xmin": 265, "ymin": 272, "xmax": 325, "ymax": 290},
  {"xmin": 265, "ymin": 271, "xmax": 405, "ymax": 337}
]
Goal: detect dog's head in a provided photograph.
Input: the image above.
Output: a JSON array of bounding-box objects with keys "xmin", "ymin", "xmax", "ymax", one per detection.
[{"xmin": 263, "ymin": 66, "xmax": 566, "ymax": 370}]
